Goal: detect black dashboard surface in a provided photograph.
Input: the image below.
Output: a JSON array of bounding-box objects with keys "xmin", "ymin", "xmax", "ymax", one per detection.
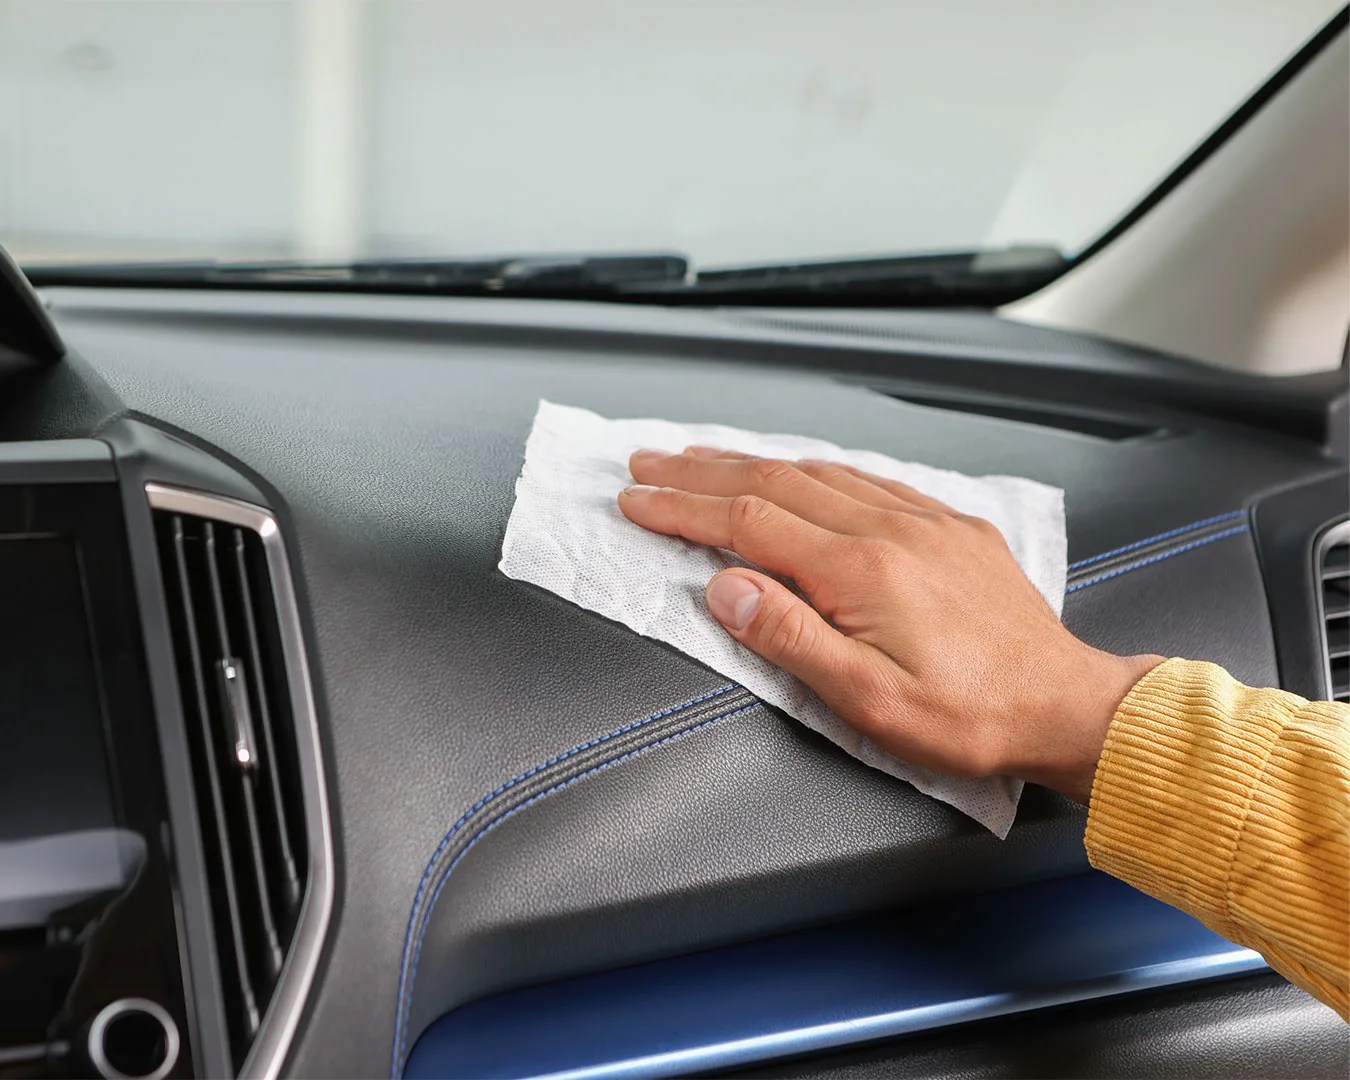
[{"xmin": 14, "ymin": 287, "xmax": 1347, "ymax": 1077}]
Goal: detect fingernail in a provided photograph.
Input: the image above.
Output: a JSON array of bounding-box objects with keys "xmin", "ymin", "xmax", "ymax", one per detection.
[
  {"xmin": 631, "ymin": 448, "xmax": 671, "ymax": 461},
  {"xmin": 684, "ymin": 445, "xmax": 723, "ymax": 456},
  {"xmin": 706, "ymin": 574, "xmax": 762, "ymax": 630},
  {"xmin": 620, "ymin": 484, "xmax": 660, "ymax": 497}
]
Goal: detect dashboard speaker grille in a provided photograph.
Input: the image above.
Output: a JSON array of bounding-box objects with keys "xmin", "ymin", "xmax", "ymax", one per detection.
[
  {"xmin": 1318, "ymin": 522, "xmax": 1349, "ymax": 702},
  {"xmin": 153, "ymin": 507, "xmax": 309, "ymax": 1071}
]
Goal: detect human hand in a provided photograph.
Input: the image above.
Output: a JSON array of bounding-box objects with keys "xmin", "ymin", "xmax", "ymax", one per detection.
[{"xmin": 617, "ymin": 447, "xmax": 1162, "ymax": 803}]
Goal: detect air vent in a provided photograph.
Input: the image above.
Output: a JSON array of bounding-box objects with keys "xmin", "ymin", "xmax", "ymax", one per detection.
[
  {"xmin": 1318, "ymin": 521, "xmax": 1350, "ymax": 702},
  {"xmin": 148, "ymin": 485, "xmax": 331, "ymax": 1078},
  {"xmin": 880, "ymin": 390, "xmax": 1163, "ymax": 441}
]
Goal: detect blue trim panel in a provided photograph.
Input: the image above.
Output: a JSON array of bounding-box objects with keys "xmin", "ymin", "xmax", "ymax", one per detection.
[
  {"xmin": 1068, "ymin": 510, "xmax": 1247, "ymax": 571},
  {"xmin": 404, "ymin": 872, "xmax": 1265, "ymax": 1080}
]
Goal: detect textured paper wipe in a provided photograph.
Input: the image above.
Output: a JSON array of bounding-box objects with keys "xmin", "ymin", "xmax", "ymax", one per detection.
[{"xmin": 499, "ymin": 401, "xmax": 1067, "ymax": 837}]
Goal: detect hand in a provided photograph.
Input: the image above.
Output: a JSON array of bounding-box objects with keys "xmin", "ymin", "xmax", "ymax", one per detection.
[{"xmin": 617, "ymin": 447, "xmax": 1162, "ymax": 803}]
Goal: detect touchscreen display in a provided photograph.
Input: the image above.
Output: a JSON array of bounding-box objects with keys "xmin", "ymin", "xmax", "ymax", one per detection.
[{"xmin": 0, "ymin": 536, "xmax": 116, "ymax": 843}]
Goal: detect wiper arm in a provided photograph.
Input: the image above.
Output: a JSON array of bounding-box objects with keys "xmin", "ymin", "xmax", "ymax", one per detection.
[{"xmin": 25, "ymin": 252, "xmax": 691, "ymax": 295}]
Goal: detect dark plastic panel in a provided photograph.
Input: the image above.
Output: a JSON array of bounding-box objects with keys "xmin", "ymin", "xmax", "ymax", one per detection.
[{"xmin": 0, "ymin": 438, "xmax": 112, "ymax": 483}]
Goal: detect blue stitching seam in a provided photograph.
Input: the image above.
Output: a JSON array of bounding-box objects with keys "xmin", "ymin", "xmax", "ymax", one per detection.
[
  {"xmin": 1067, "ymin": 510, "xmax": 1246, "ymax": 571},
  {"xmin": 390, "ymin": 683, "xmax": 739, "ymax": 1076},
  {"xmin": 1065, "ymin": 524, "xmax": 1249, "ymax": 594},
  {"xmin": 393, "ymin": 699, "xmax": 760, "ymax": 1077}
]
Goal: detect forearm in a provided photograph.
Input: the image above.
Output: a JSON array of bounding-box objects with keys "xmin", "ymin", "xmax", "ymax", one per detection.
[{"xmin": 1085, "ymin": 658, "xmax": 1350, "ymax": 1018}]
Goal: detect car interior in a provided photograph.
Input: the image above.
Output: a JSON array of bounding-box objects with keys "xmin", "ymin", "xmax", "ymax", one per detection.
[{"xmin": 1, "ymin": 4, "xmax": 1347, "ymax": 1079}]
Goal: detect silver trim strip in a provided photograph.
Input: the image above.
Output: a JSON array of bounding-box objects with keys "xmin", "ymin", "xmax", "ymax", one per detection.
[
  {"xmin": 146, "ymin": 483, "xmax": 334, "ymax": 1080},
  {"xmin": 1313, "ymin": 519, "xmax": 1350, "ymax": 700}
]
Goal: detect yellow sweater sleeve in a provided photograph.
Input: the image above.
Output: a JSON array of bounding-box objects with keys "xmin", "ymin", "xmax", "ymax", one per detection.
[{"xmin": 1085, "ymin": 657, "xmax": 1349, "ymax": 1019}]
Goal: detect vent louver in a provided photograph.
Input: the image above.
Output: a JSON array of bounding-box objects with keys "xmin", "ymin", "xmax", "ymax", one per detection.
[
  {"xmin": 1318, "ymin": 522, "xmax": 1349, "ymax": 703},
  {"xmin": 152, "ymin": 498, "xmax": 311, "ymax": 1074}
]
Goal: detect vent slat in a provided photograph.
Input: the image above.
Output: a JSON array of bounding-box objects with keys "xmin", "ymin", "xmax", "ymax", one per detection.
[
  {"xmin": 1331, "ymin": 658, "xmax": 1349, "ymax": 701},
  {"xmin": 1319, "ymin": 529, "xmax": 1350, "ymax": 702},
  {"xmin": 1327, "ymin": 622, "xmax": 1350, "ymax": 661},
  {"xmin": 204, "ymin": 524, "xmax": 286, "ymax": 982},
  {"xmin": 231, "ymin": 528, "xmax": 303, "ymax": 915},
  {"xmin": 154, "ymin": 503, "xmax": 310, "ymax": 1073},
  {"xmin": 168, "ymin": 516, "xmax": 262, "ymax": 1041}
]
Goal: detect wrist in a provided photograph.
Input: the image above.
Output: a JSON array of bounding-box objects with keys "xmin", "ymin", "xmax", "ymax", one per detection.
[{"xmin": 1014, "ymin": 647, "xmax": 1165, "ymax": 804}]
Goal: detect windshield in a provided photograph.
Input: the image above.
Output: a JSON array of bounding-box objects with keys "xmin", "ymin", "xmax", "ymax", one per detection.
[{"xmin": 3, "ymin": 0, "xmax": 1341, "ymax": 276}]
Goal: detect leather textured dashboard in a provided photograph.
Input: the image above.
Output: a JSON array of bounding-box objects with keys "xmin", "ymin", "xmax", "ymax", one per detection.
[{"xmin": 13, "ymin": 287, "xmax": 1347, "ymax": 1077}]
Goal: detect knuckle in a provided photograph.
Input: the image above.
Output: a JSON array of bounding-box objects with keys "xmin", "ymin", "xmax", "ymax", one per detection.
[
  {"xmin": 760, "ymin": 603, "xmax": 815, "ymax": 659},
  {"xmin": 798, "ymin": 460, "xmax": 845, "ymax": 484},
  {"xmin": 899, "ymin": 512, "xmax": 949, "ymax": 550},
  {"xmin": 728, "ymin": 493, "xmax": 774, "ymax": 536},
  {"xmin": 845, "ymin": 536, "xmax": 901, "ymax": 575},
  {"xmin": 748, "ymin": 457, "xmax": 799, "ymax": 488},
  {"xmin": 962, "ymin": 514, "xmax": 1007, "ymax": 544}
]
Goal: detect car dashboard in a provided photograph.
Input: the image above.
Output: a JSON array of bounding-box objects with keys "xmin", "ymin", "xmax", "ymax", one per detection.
[{"xmin": 0, "ymin": 280, "xmax": 1346, "ymax": 1079}]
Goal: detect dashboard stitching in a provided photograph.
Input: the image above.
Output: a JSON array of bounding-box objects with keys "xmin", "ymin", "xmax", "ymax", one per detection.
[
  {"xmin": 1067, "ymin": 510, "xmax": 1247, "ymax": 571},
  {"xmin": 1066, "ymin": 524, "xmax": 1250, "ymax": 594},
  {"xmin": 391, "ymin": 684, "xmax": 743, "ymax": 1075},
  {"xmin": 394, "ymin": 698, "xmax": 763, "ymax": 1076}
]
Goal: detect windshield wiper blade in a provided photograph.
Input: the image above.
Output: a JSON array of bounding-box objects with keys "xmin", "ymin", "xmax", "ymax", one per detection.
[
  {"xmin": 25, "ymin": 252, "xmax": 691, "ymax": 295},
  {"xmin": 614, "ymin": 245, "xmax": 1067, "ymax": 304},
  {"xmin": 25, "ymin": 245, "xmax": 1064, "ymax": 306}
]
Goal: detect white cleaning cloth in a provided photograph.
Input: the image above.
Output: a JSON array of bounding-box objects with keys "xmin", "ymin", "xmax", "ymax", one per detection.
[{"xmin": 499, "ymin": 400, "xmax": 1067, "ymax": 837}]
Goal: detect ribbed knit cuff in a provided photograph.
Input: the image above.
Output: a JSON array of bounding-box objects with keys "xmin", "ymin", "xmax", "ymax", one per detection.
[{"xmin": 1084, "ymin": 657, "xmax": 1284, "ymax": 945}]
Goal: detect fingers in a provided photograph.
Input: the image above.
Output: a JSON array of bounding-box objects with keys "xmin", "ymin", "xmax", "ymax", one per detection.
[
  {"xmin": 617, "ymin": 485, "xmax": 840, "ymax": 586},
  {"xmin": 646, "ymin": 447, "xmax": 955, "ymax": 516},
  {"xmin": 685, "ymin": 445, "xmax": 751, "ymax": 459},
  {"xmin": 629, "ymin": 449, "xmax": 901, "ymax": 536},
  {"xmin": 792, "ymin": 459, "xmax": 922, "ymax": 512},
  {"xmin": 704, "ymin": 569, "xmax": 897, "ymax": 715},
  {"xmin": 798, "ymin": 460, "xmax": 955, "ymax": 515}
]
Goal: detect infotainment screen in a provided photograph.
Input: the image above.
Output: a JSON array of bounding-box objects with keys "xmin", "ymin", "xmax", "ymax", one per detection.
[
  {"xmin": 0, "ymin": 536, "xmax": 117, "ymax": 843},
  {"xmin": 0, "ymin": 480, "xmax": 188, "ymax": 1072}
]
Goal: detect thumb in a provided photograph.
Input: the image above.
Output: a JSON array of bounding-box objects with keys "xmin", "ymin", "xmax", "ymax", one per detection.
[{"xmin": 704, "ymin": 569, "xmax": 870, "ymax": 694}]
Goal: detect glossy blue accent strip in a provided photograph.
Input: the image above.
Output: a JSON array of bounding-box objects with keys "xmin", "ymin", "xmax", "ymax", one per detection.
[
  {"xmin": 1065, "ymin": 524, "xmax": 1249, "ymax": 595},
  {"xmin": 404, "ymin": 873, "xmax": 1266, "ymax": 1080},
  {"xmin": 391, "ymin": 686, "xmax": 752, "ymax": 1076},
  {"xmin": 1068, "ymin": 510, "xmax": 1247, "ymax": 571}
]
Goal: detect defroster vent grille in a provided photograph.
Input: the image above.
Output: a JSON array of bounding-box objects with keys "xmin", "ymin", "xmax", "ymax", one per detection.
[
  {"xmin": 1318, "ymin": 521, "xmax": 1349, "ymax": 703},
  {"xmin": 149, "ymin": 486, "xmax": 329, "ymax": 1077}
]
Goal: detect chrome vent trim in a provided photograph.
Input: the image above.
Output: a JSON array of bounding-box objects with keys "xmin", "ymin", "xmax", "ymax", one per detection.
[
  {"xmin": 1315, "ymin": 519, "xmax": 1349, "ymax": 703},
  {"xmin": 147, "ymin": 484, "xmax": 333, "ymax": 1079}
]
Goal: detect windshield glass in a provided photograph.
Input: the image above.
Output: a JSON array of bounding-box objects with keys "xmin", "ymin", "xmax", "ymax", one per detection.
[{"xmin": 2, "ymin": 0, "xmax": 1340, "ymax": 271}]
